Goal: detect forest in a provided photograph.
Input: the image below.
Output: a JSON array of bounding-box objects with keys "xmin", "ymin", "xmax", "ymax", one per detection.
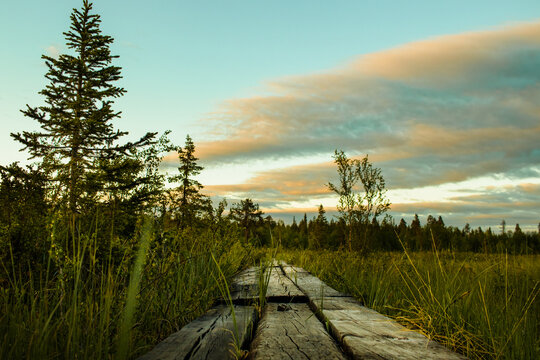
[{"xmin": 1, "ymin": 2, "xmax": 538, "ymax": 359}]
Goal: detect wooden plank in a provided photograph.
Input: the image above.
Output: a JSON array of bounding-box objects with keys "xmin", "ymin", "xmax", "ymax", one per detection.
[
  {"xmin": 137, "ymin": 305, "xmax": 255, "ymax": 360},
  {"xmin": 281, "ymin": 262, "xmax": 465, "ymax": 359},
  {"xmin": 265, "ymin": 266, "xmax": 305, "ymax": 299},
  {"xmin": 229, "ymin": 267, "xmax": 259, "ymax": 301},
  {"xmin": 281, "ymin": 264, "xmax": 348, "ymax": 299},
  {"xmin": 280, "ymin": 263, "xmax": 309, "ymax": 276},
  {"xmin": 311, "ymin": 298, "xmax": 466, "ymax": 359},
  {"xmin": 250, "ymin": 303, "xmax": 347, "ymax": 360},
  {"xmin": 228, "ymin": 266, "xmax": 305, "ymax": 302},
  {"xmin": 309, "ymin": 295, "xmax": 363, "ymax": 310}
]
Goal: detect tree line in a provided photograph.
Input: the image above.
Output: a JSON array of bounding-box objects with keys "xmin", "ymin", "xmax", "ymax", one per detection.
[
  {"xmin": 247, "ymin": 208, "xmax": 540, "ymax": 254},
  {"xmin": 1, "ymin": 1, "xmax": 538, "ymax": 279}
]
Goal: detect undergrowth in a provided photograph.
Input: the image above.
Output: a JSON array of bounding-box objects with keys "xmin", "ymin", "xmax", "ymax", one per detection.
[
  {"xmin": 281, "ymin": 247, "xmax": 539, "ymax": 359},
  {"xmin": 0, "ymin": 218, "xmax": 253, "ymax": 359}
]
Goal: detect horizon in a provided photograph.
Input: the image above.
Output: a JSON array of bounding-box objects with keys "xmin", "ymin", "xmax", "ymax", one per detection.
[{"xmin": 1, "ymin": 1, "xmax": 539, "ymax": 232}]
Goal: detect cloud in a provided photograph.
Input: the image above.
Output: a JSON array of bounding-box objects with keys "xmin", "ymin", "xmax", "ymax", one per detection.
[
  {"xmin": 389, "ymin": 181, "xmax": 540, "ymax": 230},
  {"xmin": 190, "ymin": 21, "xmax": 540, "ymax": 191},
  {"xmin": 45, "ymin": 44, "xmax": 61, "ymax": 59},
  {"xmin": 200, "ymin": 156, "xmax": 540, "ymax": 230},
  {"xmin": 350, "ymin": 22, "xmax": 540, "ymax": 84},
  {"xmin": 203, "ymin": 162, "xmax": 334, "ymax": 206},
  {"xmin": 518, "ymin": 183, "xmax": 540, "ymax": 194}
]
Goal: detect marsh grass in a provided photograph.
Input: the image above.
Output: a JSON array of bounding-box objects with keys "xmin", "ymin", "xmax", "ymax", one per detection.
[
  {"xmin": 211, "ymin": 252, "xmax": 245, "ymax": 360},
  {"xmin": 210, "ymin": 243, "xmax": 276, "ymax": 359},
  {"xmin": 281, "ymin": 247, "xmax": 539, "ymax": 359},
  {"xmin": 255, "ymin": 252, "xmax": 277, "ymax": 317},
  {"xmin": 0, "ymin": 220, "xmax": 251, "ymax": 359}
]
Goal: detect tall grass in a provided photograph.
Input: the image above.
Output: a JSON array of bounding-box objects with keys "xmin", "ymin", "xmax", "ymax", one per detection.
[
  {"xmin": 0, "ymin": 220, "xmax": 252, "ymax": 359},
  {"xmin": 281, "ymin": 248, "xmax": 539, "ymax": 359}
]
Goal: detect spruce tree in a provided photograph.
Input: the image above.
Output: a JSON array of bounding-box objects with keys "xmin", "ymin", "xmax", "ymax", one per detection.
[
  {"xmin": 168, "ymin": 135, "xmax": 208, "ymax": 229},
  {"xmin": 230, "ymin": 199, "xmax": 263, "ymax": 244},
  {"xmin": 11, "ymin": 1, "xmax": 155, "ymax": 213}
]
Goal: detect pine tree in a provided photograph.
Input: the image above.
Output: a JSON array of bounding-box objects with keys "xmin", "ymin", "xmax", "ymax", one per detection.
[
  {"xmin": 168, "ymin": 135, "xmax": 208, "ymax": 229},
  {"xmin": 11, "ymin": 1, "xmax": 155, "ymax": 213},
  {"xmin": 309, "ymin": 205, "xmax": 328, "ymax": 249},
  {"xmin": 229, "ymin": 199, "xmax": 263, "ymax": 244}
]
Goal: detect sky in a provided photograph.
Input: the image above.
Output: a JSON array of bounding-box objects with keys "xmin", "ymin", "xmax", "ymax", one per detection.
[{"xmin": 1, "ymin": 1, "xmax": 539, "ymax": 232}]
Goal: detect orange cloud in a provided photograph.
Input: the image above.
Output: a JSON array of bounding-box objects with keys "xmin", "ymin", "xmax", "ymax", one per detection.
[
  {"xmin": 518, "ymin": 183, "xmax": 540, "ymax": 194},
  {"xmin": 404, "ymin": 124, "xmax": 540, "ymax": 155},
  {"xmin": 191, "ymin": 21, "xmax": 540, "ymax": 176},
  {"xmin": 352, "ymin": 22, "xmax": 540, "ymax": 82},
  {"xmin": 203, "ymin": 161, "xmax": 335, "ymax": 202},
  {"xmin": 183, "ymin": 21, "xmax": 540, "ymax": 230}
]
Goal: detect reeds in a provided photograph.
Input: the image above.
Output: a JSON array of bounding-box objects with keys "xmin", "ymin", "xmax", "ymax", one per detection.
[
  {"xmin": 281, "ymin": 246, "xmax": 539, "ymax": 359},
  {"xmin": 0, "ymin": 221, "xmax": 250, "ymax": 359}
]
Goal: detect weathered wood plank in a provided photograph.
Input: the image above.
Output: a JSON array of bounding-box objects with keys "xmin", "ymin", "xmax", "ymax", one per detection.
[
  {"xmin": 281, "ymin": 262, "xmax": 465, "ymax": 359},
  {"xmin": 228, "ymin": 266, "xmax": 305, "ymax": 302},
  {"xmin": 250, "ymin": 303, "xmax": 347, "ymax": 360},
  {"xmin": 310, "ymin": 292, "xmax": 465, "ymax": 359},
  {"xmin": 280, "ymin": 264, "xmax": 348, "ymax": 299},
  {"xmin": 323, "ymin": 307, "xmax": 466, "ymax": 359},
  {"xmin": 309, "ymin": 295, "xmax": 362, "ymax": 310},
  {"xmin": 229, "ymin": 267, "xmax": 259, "ymax": 301},
  {"xmin": 137, "ymin": 305, "xmax": 255, "ymax": 360},
  {"xmin": 265, "ymin": 266, "xmax": 305, "ymax": 299}
]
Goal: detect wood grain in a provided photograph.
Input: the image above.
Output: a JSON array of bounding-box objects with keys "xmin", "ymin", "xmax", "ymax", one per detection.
[
  {"xmin": 137, "ymin": 305, "xmax": 255, "ymax": 360},
  {"xmin": 228, "ymin": 266, "xmax": 305, "ymax": 302},
  {"xmin": 282, "ymin": 263, "xmax": 466, "ymax": 360},
  {"xmin": 250, "ymin": 303, "xmax": 346, "ymax": 360}
]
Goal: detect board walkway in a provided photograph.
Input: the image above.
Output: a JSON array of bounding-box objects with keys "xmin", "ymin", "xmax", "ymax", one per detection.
[{"xmin": 138, "ymin": 262, "xmax": 466, "ymax": 360}]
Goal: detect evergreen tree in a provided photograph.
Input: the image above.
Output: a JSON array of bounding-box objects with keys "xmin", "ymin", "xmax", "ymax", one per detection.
[
  {"xmin": 398, "ymin": 218, "xmax": 408, "ymax": 236},
  {"xmin": 11, "ymin": 1, "xmax": 155, "ymax": 214},
  {"xmin": 410, "ymin": 214, "xmax": 422, "ymax": 249},
  {"xmin": 0, "ymin": 163, "xmax": 49, "ymax": 266},
  {"xmin": 309, "ymin": 204, "xmax": 328, "ymax": 249},
  {"xmin": 168, "ymin": 135, "xmax": 208, "ymax": 229},
  {"xmin": 437, "ymin": 216, "xmax": 445, "ymax": 227},
  {"xmin": 299, "ymin": 213, "xmax": 309, "ymax": 248},
  {"xmin": 229, "ymin": 199, "xmax": 263, "ymax": 244},
  {"xmin": 291, "ymin": 216, "xmax": 298, "ymax": 231}
]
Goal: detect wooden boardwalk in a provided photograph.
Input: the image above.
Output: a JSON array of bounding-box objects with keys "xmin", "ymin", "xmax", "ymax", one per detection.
[{"xmin": 138, "ymin": 262, "xmax": 466, "ymax": 360}]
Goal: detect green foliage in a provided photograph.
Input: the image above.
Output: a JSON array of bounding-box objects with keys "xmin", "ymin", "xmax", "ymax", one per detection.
[
  {"xmin": 308, "ymin": 205, "xmax": 328, "ymax": 249},
  {"xmin": 328, "ymin": 150, "xmax": 390, "ymax": 251},
  {"xmin": 229, "ymin": 199, "xmax": 264, "ymax": 245},
  {"xmin": 0, "ymin": 163, "xmax": 49, "ymax": 271},
  {"xmin": 2, "ymin": 2, "xmax": 539, "ymax": 359},
  {"xmin": 0, "ymin": 217, "xmax": 252, "ymax": 359},
  {"xmin": 281, "ymin": 249, "xmax": 540, "ymax": 360},
  {"xmin": 11, "ymin": 0, "xmax": 156, "ymax": 214},
  {"xmin": 250, "ymin": 212, "xmax": 539, "ymax": 254},
  {"xmin": 167, "ymin": 135, "xmax": 211, "ymax": 230}
]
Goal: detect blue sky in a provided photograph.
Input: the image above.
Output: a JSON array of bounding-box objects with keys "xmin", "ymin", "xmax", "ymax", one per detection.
[{"xmin": 1, "ymin": 1, "xmax": 540, "ymax": 231}]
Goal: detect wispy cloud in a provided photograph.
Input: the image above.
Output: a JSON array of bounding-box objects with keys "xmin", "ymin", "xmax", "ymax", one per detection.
[
  {"xmin": 189, "ymin": 21, "xmax": 540, "ymax": 191},
  {"xmin": 181, "ymin": 21, "xmax": 540, "ymax": 229},
  {"xmin": 391, "ymin": 181, "xmax": 540, "ymax": 231},
  {"xmin": 203, "ymin": 162, "xmax": 334, "ymax": 206}
]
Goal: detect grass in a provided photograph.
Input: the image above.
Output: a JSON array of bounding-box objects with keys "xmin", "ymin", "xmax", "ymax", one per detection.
[
  {"xmin": 280, "ymin": 248, "xmax": 539, "ymax": 359},
  {"xmin": 2, "ymin": 219, "xmax": 538, "ymax": 360},
  {"xmin": 210, "ymin": 247, "xmax": 275, "ymax": 360},
  {"xmin": 0, "ymin": 221, "xmax": 254, "ymax": 359}
]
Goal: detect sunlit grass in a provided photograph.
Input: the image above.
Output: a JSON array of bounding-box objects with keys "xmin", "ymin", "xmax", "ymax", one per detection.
[{"xmin": 280, "ymin": 248, "xmax": 539, "ymax": 359}]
